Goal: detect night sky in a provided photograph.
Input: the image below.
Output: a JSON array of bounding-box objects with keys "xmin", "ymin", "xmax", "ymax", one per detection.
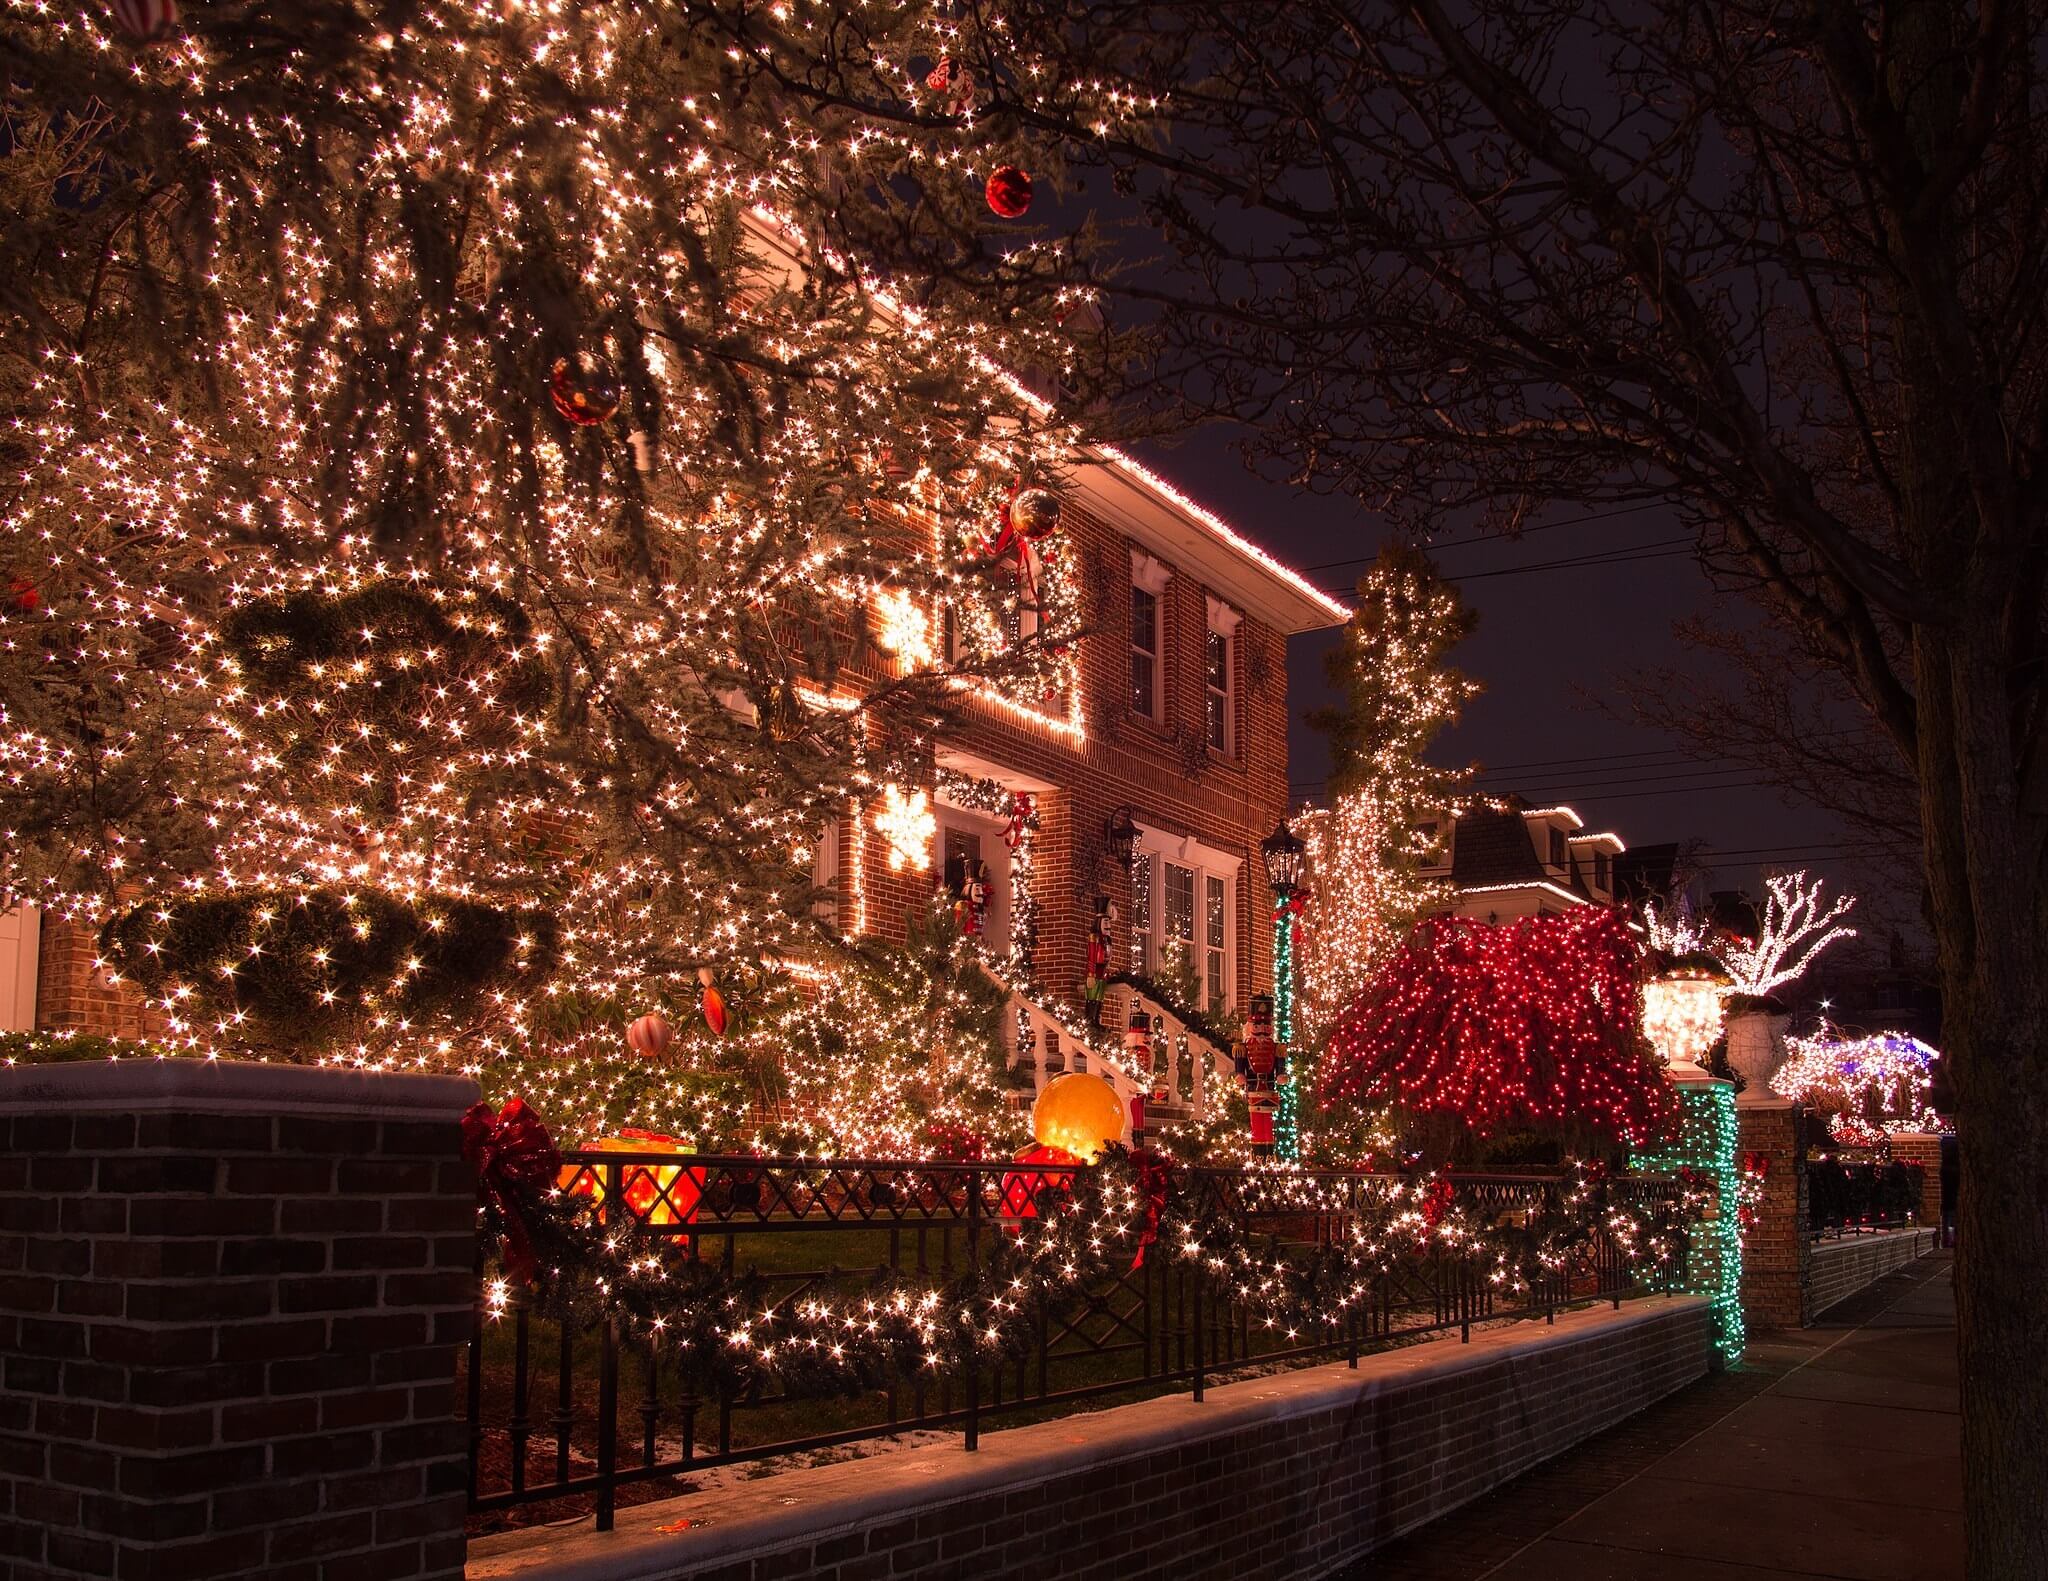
[{"xmin": 1130, "ymin": 429, "xmax": 1857, "ymax": 900}]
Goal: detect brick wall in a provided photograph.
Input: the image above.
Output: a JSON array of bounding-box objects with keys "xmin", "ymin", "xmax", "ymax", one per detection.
[
  {"xmin": 1887, "ymin": 1133, "xmax": 1946, "ymax": 1234},
  {"xmin": 0, "ymin": 1059, "xmax": 480, "ymax": 1581},
  {"xmin": 32, "ymin": 917, "xmax": 159, "ymax": 1040},
  {"xmin": 1808, "ymin": 1229, "xmax": 1935, "ymax": 1318},
  {"xmin": 1736, "ymin": 1097, "xmax": 1809, "ymax": 1330},
  {"xmin": 467, "ymin": 1296, "xmax": 1714, "ymax": 1581}
]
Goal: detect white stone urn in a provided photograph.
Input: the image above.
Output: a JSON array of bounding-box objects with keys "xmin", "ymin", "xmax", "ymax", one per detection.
[{"xmin": 1725, "ymin": 1006, "xmax": 1792, "ymax": 1091}]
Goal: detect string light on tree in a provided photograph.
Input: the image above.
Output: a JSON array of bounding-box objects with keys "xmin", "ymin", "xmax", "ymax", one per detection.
[
  {"xmin": 1323, "ymin": 908, "xmax": 1679, "ymax": 1147},
  {"xmin": 1717, "ymin": 872, "xmax": 1857, "ymax": 999}
]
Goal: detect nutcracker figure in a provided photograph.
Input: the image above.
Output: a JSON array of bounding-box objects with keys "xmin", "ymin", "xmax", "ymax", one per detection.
[
  {"xmin": 1234, "ymin": 994, "xmax": 1287, "ymax": 1157},
  {"xmin": 1125, "ymin": 1009, "xmax": 1152, "ymax": 1142},
  {"xmin": 1082, "ymin": 896, "xmax": 1116, "ymax": 1025},
  {"xmin": 951, "ymin": 858, "xmax": 992, "ymax": 937}
]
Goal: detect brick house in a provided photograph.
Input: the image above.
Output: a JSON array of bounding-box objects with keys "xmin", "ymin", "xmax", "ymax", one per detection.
[
  {"xmin": 825, "ymin": 444, "xmax": 1346, "ymax": 1118},
  {"xmin": 1420, "ymin": 798, "xmax": 1625, "ymax": 923}
]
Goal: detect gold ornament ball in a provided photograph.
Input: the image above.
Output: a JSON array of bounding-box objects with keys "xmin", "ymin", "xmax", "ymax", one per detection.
[{"xmin": 1031, "ymin": 1072, "xmax": 1125, "ymax": 1162}]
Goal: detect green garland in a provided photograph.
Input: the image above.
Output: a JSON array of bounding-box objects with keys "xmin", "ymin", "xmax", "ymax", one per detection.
[{"xmin": 481, "ymin": 1142, "xmax": 1700, "ymax": 1406}]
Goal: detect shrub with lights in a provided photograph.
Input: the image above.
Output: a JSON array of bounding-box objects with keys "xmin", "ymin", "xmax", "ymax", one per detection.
[{"xmin": 1322, "ymin": 907, "xmax": 1680, "ymax": 1159}]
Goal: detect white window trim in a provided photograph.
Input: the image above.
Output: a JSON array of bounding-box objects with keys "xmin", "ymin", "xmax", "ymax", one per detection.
[{"xmin": 1131, "ymin": 549, "xmax": 1172, "ymax": 596}]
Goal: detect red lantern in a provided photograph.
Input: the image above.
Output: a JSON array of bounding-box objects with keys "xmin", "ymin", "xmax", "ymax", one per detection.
[
  {"xmin": 625, "ymin": 1011, "xmax": 672, "ymax": 1058},
  {"xmin": 985, "ymin": 165, "xmax": 1033, "ymax": 219}
]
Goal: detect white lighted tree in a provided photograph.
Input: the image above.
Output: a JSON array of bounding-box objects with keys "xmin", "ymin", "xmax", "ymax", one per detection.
[{"xmin": 1718, "ymin": 873, "xmax": 1857, "ymax": 999}]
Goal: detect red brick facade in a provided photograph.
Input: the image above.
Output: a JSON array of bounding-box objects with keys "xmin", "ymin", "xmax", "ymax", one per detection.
[{"xmin": 842, "ymin": 488, "xmax": 1317, "ymax": 1017}]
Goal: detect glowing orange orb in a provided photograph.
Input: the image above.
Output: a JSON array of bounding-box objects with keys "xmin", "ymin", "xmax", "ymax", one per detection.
[{"xmin": 1030, "ymin": 1073, "xmax": 1124, "ymax": 1162}]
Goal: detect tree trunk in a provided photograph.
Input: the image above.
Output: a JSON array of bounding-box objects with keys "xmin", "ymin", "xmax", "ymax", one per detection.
[
  {"xmin": 1945, "ymin": 992, "xmax": 2048, "ymax": 1581},
  {"xmin": 1915, "ymin": 620, "xmax": 2048, "ymax": 1579}
]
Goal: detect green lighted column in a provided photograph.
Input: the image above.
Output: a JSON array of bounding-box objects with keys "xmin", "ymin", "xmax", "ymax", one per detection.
[{"xmin": 1261, "ymin": 820, "xmax": 1308, "ymax": 1162}]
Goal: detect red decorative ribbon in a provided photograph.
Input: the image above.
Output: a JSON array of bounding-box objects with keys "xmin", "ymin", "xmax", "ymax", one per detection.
[
  {"xmin": 1002, "ymin": 791, "xmax": 1034, "ymax": 850},
  {"xmin": 462, "ymin": 1098, "xmax": 561, "ymax": 1283},
  {"xmin": 1420, "ymin": 1177, "xmax": 1456, "ymax": 1229},
  {"xmin": 1128, "ymin": 1149, "xmax": 1173, "ymax": 1270}
]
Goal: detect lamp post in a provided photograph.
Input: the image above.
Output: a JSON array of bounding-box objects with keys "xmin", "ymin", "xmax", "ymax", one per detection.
[{"xmin": 1260, "ymin": 820, "xmax": 1308, "ymax": 1160}]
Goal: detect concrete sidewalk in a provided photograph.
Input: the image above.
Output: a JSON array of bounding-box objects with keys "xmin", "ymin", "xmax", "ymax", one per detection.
[{"xmin": 1345, "ymin": 1252, "xmax": 1962, "ymax": 1580}]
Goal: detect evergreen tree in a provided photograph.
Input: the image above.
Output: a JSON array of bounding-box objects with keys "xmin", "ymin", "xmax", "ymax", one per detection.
[
  {"xmin": 0, "ymin": 4, "xmax": 1131, "ymax": 1142},
  {"xmin": 1296, "ymin": 546, "xmax": 1477, "ymax": 1041}
]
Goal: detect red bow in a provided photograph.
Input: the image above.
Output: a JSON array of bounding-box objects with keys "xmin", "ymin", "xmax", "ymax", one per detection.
[
  {"xmin": 462, "ymin": 1098, "xmax": 561, "ymax": 1284},
  {"xmin": 1002, "ymin": 792, "xmax": 1034, "ymax": 850},
  {"xmin": 1420, "ymin": 1178, "xmax": 1455, "ymax": 1229},
  {"xmin": 1128, "ymin": 1149, "xmax": 1174, "ymax": 1270}
]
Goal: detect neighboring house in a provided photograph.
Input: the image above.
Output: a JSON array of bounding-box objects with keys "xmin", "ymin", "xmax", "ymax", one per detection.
[{"xmin": 1419, "ymin": 799, "xmax": 1625, "ymax": 922}]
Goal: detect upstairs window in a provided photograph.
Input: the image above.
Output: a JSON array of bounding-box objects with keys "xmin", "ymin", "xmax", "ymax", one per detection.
[
  {"xmin": 1129, "ymin": 550, "xmax": 1171, "ymax": 722},
  {"xmin": 1594, "ymin": 850, "xmax": 1611, "ymax": 891},
  {"xmin": 1130, "ymin": 584, "xmax": 1159, "ymax": 718},
  {"xmin": 1549, "ymin": 827, "xmax": 1566, "ymax": 868},
  {"xmin": 1204, "ymin": 597, "xmax": 1240, "ymax": 757},
  {"xmin": 1204, "ymin": 631, "xmax": 1230, "ymax": 752}
]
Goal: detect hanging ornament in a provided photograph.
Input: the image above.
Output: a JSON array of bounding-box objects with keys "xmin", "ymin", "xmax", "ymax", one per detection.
[
  {"xmin": 548, "ymin": 352, "xmax": 622, "ymax": 426},
  {"xmin": 6, "ymin": 578, "xmax": 39, "ymax": 614},
  {"xmin": 111, "ymin": 0, "xmax": 179, "ymax": 42},
  {"xmin": 625, "ymin": 1011, "xmax": 673, "ymax": 1058},
  {"xmin": 1009, "ymin": 488, "xmax": 1062, "ymax": 544},
  {"xmin": 1002, "ymin": 791, "xmax": 1034, "ymax": 850},
  {"xmin": 924, "ymin": 59, "xmax": 978, "ymax": 114},
  {"xmin": 766, "ymin": 678, "xmax": 808, "ymax": 743},
  {"xmin": 697, "ymin": 966, "xmax": 728, "ymax": 1036},
  {"xmin": 984, "ymin": 166, "xmax": 1033, "ymax": 219}
]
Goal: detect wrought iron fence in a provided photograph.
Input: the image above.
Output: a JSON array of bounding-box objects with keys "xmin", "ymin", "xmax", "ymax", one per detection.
[
  {"xmin": 462, "ymin": 1154, "xmax": 1685, "ymax": 1532},
  {"xmin": 1807, "ymin": 1158, "xmax": 1926, "ymax": 1239}
]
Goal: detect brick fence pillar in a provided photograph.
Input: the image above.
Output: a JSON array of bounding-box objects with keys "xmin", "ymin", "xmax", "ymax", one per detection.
[
  {"xmin": 1735, "ymin": 1095, "xmax": 1810, "ymax": 1330},
  {"xmin": 0, "ymin": 1059, "xmax": 480, "ymax": 1581},
  {"xmin": 1887, "ymin": 1132, "xmax": 1946, "ymax": 1234}
]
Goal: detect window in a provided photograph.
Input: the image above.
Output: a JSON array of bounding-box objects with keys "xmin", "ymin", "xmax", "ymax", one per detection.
[
  {"xmin": 811, "ymin": 817, "xmax": 842, "ymax": 924},
  {"xmin": 1549, "ymin": 828, "xmax": 1566, "ymax": 868},
  {"xmin": 1204, "ymin": 874, "xmax": 1227, "ymax": 1011},
  {"xmin": 1130, "ymin": 584, "xmax": 1158, "ymax": 718},
  {"xmin": 1129, "ymin": 550, "xmax": 1170, "ymax": 721},
  {"xmin": 1594, "ymin": 850, "xmax": 1610, "ymax": 891},
  {"xmin": 1203, "ymin": 597, "xmax": 1240, "ymax": 756},
  {"xmin": 1162, "ymin": 862, "xmax": 1195, "ymax": 979},
  {"xmin": 1205, "ymin": 631, "xmax": 1231, "ymax": 753},
  {"xmin": 1128, "ymin": 832, "xmax": 1239, "ymax": 1014},
  {"xmin": 1129, "ymin": 851, "xmax": 1154, "ymax": 973}
]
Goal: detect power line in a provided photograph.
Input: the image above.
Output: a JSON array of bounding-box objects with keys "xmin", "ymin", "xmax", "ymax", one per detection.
[
  {"xmin": 1315, "ymin": 540, "xmax": 1696, "ymax": 596},
  {"xmin": 1298, "ymin": 499, "xmax": 1677, "ymax": 576}
]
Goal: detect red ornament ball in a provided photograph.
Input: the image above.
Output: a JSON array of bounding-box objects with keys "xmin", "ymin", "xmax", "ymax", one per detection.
[
  {"xmin": 548, "ymin": 352, "xmax": 622, "ymax": 426},
  {"xmin": 111, "ymin": 0, "xmax": 179, "ymax": 42},
  {"xmin": 7, "ymin": 578, "xmax": 39, "ymax": 614},
  {"xmin": 625, "ymin": 1012, "xmax": 673, "ymax": 1058},
  {"xmin": 924, "ymin": 59, "xmax": 955, "ymax": 93},
  {"xmin": 1009, "ymin": 488, "xmax": 1062, "ymax": 542},
  {"xmin": 985, "ymin": 166, "xmax": 1033, "ymax": 220}
]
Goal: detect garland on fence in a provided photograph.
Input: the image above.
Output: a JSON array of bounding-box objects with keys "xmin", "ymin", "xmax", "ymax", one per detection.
[{"xmin": 464, "ymin": 1099, "xmax": 1704, "ymax": 1405}]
